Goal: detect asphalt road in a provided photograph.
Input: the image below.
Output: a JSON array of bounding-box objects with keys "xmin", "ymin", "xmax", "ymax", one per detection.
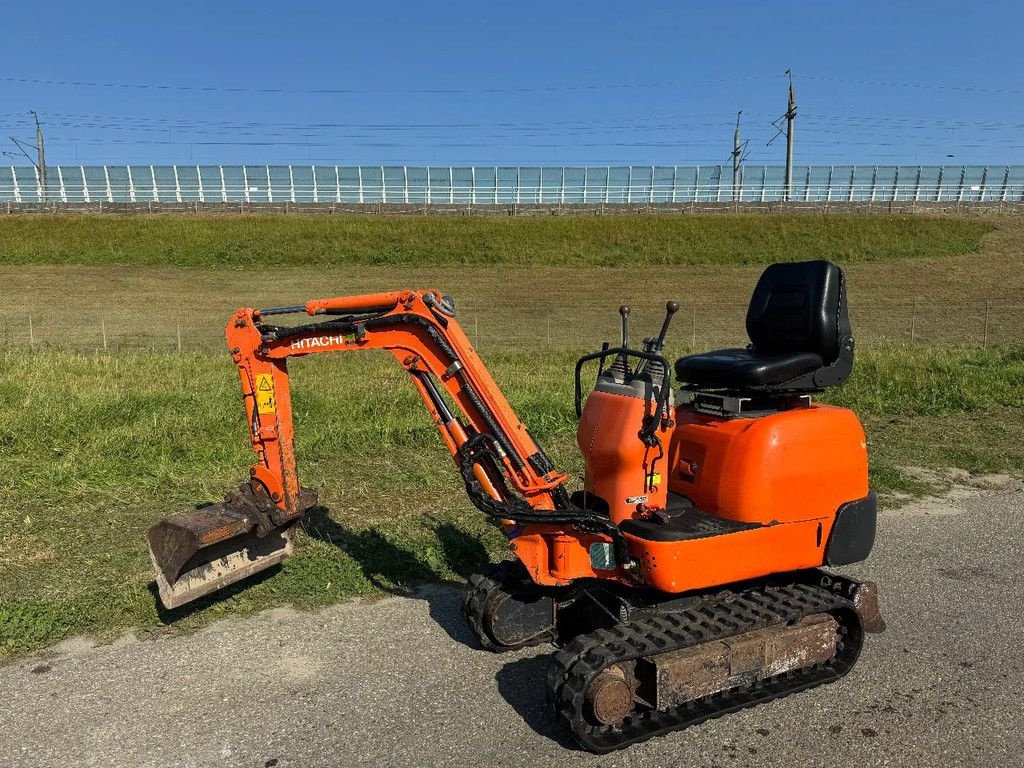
[{"xmin": 2, "ymin": 481, "xmax": 1022, "ymax": 768}]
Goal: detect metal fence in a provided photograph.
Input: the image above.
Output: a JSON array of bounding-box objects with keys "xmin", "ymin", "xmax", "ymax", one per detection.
[
  {"xmin": 3, "ymin": 164, "xmax": 1024, "ymax": 206},
  {"xmin": 3, "ymin": 300, "xmax": 1021, "ymax": 356}
]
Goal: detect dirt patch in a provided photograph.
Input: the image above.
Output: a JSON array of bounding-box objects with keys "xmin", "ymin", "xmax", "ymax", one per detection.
[{"xmin": 885, "ymin": 469, "xmax": 1021, "ymax": 516}]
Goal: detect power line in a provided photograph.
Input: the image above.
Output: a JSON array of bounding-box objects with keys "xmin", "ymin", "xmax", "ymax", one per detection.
[
  {"xmin": 801, "ymin": 74, "xmax": 1024, "ymax": 96},
  {"xmin": 0, "ymin": 73, "xmax": 776, "ymax": 96}
]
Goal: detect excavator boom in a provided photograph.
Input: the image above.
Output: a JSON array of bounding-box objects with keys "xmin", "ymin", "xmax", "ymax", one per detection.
[{"xmin": 149, "ymin": 289, "xmax": 572, "ymax": 608}]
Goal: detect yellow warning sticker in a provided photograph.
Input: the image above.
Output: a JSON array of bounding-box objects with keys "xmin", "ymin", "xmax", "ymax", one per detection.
[
  {"xmin": 255, "ymin": 373, "xmax": 276, "ymax": 414},
  {"xmin": 648, "ymin": 473, "xmax": 662, "ymax": 486}
]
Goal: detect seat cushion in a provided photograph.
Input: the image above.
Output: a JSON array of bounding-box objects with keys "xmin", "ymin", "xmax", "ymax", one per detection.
[{"xmin": 675, "ymin": 348, "xmax": 824, "ymax": 388}]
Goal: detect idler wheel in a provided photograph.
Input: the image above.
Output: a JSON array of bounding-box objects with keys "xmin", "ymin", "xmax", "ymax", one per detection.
[{"xmin": 584, "ymin": 665, "xmax": 635, "ymax": 726}]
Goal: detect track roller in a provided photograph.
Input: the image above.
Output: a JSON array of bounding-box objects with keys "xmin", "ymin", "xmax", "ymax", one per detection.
[{"xmin": 463, "ymin": 560, "xmax": 557, "ymax": 652}]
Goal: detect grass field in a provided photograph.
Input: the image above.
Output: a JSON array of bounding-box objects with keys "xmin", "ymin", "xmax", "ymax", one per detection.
[
  {"xmin": 1, "ymin": 346, "xmax": 1023, "ymax": 658},
  {"xmin": 1, "ymin": 213, "xmax": 1021, "ymax": 352},
  {"xmin": 1, "ymin": 211, "xmax": 1023, "ymax": 658},
  {"xmin": 0, "ymin": 213, "xmax": 993, "ymax": 267}
]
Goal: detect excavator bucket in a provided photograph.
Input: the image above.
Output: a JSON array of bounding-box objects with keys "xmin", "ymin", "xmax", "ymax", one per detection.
[{"xmin": 148, "ymin": 485, "xmax": 315, "ymax": 609}]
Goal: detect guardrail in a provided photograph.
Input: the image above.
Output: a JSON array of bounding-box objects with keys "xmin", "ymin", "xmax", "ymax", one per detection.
[{"xmin": 3, "ymin": 164, "xmax": 1024, "ymax": 206}]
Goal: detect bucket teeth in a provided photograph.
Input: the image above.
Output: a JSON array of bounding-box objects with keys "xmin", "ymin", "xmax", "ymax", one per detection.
[{"xmin": 147, "ymin": 483, "xmax": 317, "ymax": 609}]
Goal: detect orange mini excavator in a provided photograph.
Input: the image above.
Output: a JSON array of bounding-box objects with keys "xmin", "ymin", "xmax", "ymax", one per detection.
[{"xmin": 149, "ymin": 259, "xmax": 884, "ymax": 752}]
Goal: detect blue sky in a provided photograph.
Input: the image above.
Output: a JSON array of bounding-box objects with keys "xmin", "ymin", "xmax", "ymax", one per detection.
[{"xmin": 2, "ymin": 1, "xmax": 1022, "ymax": 167}]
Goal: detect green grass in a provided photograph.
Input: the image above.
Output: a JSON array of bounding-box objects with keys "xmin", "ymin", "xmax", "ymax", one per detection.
[
  {"xmin": 0, "ymin": 214, "xmax": 992, "ymax": 267},
  {"xmin": 1, "ymin": 345, "xmax": 1022, "ymax": 658}
]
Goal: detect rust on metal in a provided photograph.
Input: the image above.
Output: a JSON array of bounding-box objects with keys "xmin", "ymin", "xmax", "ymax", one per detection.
[
  {"xmin": 584, "ymin": 664, "xmax": 635, "ymax": 726},
  {"xmin": 646, "ymin": 614, "xmax": 839, "ymax": 710},
  {"xmin": 852, "ymin": 580, "xmax": 886, "ymax": 633},
  {"xmin": 147, "ymin": 481, "xmax": 317, "ymax": 609}
]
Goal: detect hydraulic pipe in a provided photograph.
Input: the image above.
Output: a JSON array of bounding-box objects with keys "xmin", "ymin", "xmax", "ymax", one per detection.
[
  {"xmin": 415, "ymin": 370, "xmax": 502, "ymax": 501},
  {"xmin": 306, "ymin": 291, "xmax": 409, "ymax": 315}
]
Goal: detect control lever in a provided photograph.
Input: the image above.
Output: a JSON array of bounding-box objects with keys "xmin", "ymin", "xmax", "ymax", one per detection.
[
  {"xmin": 636, "ymin": 301, "xmax": 681, "ymax": 375},
  {"xmin": 613, "ymin": 305, "xmax": 633, "ymax": 377},
  {"xmin": 652, "ymin": 300, "xmax": 681, "ymax": 353}
]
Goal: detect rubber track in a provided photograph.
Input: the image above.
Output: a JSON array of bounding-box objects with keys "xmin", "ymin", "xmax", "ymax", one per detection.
[
  {"xmin": 463, "ymin": 561, "xmax": 554, "ymax": 653},
  {"xmin": 546, "ymin": 574, "xmax": 865, "ymax": 753}
]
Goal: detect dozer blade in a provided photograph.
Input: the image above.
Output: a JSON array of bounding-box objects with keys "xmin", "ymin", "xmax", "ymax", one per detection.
[{"xmin": 148, "ymin": 485, "xmax": 316, "ymax": 609}]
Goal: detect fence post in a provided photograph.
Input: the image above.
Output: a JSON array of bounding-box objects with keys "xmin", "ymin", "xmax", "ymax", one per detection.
[
  {"xmin": 910, "ymin": 300, "xmax": 917, "ymax": 345},
  {"xmin": 983, "ymin": 300, "xmax": 991, "ymax": 348},
  {"xmin": 28, "ymin": 315, "xmax": 34, "ymax": 350},
  {"xmin": 177, "ymin": 322, "xmax": 182, "ymax": 353},
  {"xmin": 102, "ymin": 319, "xmax": 107, "ymax": 352}
]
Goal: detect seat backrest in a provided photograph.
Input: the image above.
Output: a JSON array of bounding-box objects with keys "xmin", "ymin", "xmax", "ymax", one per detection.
[{"xmin": 745, "ymin": 260, "xmax": 850, "ymax": 360}]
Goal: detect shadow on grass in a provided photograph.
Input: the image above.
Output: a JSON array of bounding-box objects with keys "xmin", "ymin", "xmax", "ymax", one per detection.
[
  {"xmin": 147, "ymin": 504, "xmax": 494, "ymax": 647},
  {"xmin": 302, "ymin": 505, "xmax": 490, "ymax": 647}
]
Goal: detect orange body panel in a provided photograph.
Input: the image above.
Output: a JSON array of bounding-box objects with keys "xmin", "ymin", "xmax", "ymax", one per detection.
[
  {"xmin": 509, "ymin": 527, "xmax": 616, "ymax": 586},
  {"xmin": 628, "ymin": 520, "xmax": 830, "ymax": 593},
  {"xmin": 556, "ymin": 399, "xmax": 869, "ymax": 593},
  {"xmin": 668, "ymin": 404, "xmax": 869, "ymax": 525},
  {"xmin": 577, "ymin": 390, "xmax": 670, "ymax": 523}
]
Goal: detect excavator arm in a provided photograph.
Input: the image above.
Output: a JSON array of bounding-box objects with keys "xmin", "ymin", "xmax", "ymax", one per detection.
[
  {"xmin": 229, "ymin": 288, "xmax": 568, "ymax": 516},
  {"xmin": 149, "ymin": 288, "xmax": 619, "ymax": 609}
]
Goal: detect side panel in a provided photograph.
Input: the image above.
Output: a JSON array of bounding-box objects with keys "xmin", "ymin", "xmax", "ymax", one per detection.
[
  {"xmin": 577, "ymin": 390, "xmax": 669, "ymax": 523},
  {"xmin": 627, "ymin": 519, "xmax": 829, "ymax": 593},
  {"xmin": 667, "ymin": 404, "xmax": 869, "ymax": 525}
]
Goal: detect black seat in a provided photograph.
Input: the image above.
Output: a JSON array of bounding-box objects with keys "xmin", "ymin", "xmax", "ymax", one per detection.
[{"xmin": 675, "ymin": 260, "xmax": 853, "ymax": 392}]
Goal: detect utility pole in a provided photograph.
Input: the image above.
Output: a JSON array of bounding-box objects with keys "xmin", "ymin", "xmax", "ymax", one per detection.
[
  {"xmin": 31, "ymin": 111, "xmax": 46, "ymax": 201},
  {"xmin": 767, "ymin": 71, "xmax": 797, "ymax": 201},
  {"xmin": 784, "ymin": 70, "xmax": 796, "ymax": 201},
  {"xmin": 730, "ymin": 111, "xmax": 749, "ymax": 202}
]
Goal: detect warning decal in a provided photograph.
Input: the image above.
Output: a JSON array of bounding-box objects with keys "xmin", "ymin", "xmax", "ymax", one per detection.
[{"xmin": 255, "ymin": 373, "xmax": 276, "ymax": 414}]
